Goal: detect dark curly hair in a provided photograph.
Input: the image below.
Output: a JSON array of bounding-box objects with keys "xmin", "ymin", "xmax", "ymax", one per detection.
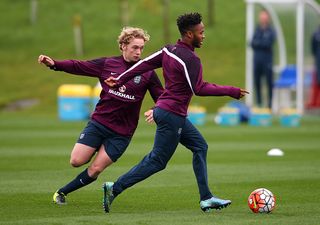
[{"xmin": 176, "ymin": 12, "xmax": 202, "ymax": 35}]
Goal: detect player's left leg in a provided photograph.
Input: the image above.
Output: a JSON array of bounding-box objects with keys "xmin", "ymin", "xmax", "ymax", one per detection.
[
  {"xmin": 87, "ymin": 145, "xmax": 113, "ymax": 179},
  {"xmin": 70, "ymin": 143, "xmax": 96, "ymax": 167},
  {"xmin": 180, "ymin": 119, "xmax": 231, "ymax": 212},
  {"xmin": 179, "ymin": 119, "xmax": 212, "ymax": 201}
]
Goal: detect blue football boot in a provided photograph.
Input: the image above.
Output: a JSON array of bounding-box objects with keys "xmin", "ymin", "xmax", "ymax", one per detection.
[
  {"xmin": 102, "ymin": 182, "xmax": 114, "ymax": 213},
  {"xmin": 200, "ymin": 196, "xmax": 231, "ymax": 212}
]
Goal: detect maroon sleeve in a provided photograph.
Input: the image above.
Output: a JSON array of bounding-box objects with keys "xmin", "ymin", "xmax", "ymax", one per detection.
[
  {"xmin": 187, "ymin": 57, "xmax": 241, "ymax": 99},
  {"xmin": 51, "ymin": 57, "xmax": 106, "ymax": 77},
  {"xmin": 147, "ymin": 71, "xmax": 164, "ymax": 103},
  {"xmin": 196, "ymin": 82, "xmax": 241, "ymax": 99}
]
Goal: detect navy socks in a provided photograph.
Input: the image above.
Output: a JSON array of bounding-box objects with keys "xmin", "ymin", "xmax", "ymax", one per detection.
[{"xmin": 58, "ymin": 168, "xmax": 96, "ymax": 195}]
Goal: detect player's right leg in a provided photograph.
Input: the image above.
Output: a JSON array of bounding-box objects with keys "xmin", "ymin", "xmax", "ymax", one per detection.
[
  {"xmin": 53, "ymin": 143, "xmax": 96, "ymax": 205},
  {"xmin": 53, "ymin": 191, "xmax": 67, "ymax": 205},
  {"xmin": 103, "ymin": 107, "xmax": 184, "ymax": 212},
  {"xmin": 53, "ymin": 120, "xmax": 104, "ymax": 205}
]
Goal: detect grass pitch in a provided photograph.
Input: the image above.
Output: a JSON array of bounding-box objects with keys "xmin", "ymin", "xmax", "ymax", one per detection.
[{"xmin": 0, "ymin": 112, "xmax": 320, "ymax": 225}]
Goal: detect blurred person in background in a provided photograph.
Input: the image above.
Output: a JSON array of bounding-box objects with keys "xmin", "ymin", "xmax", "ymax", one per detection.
[
  {"xmin": 308, "ymin": 25, "xmax": 320, "ymax": 108},
  {"xmin": 251, "ymin": 9, "xmax": 276, "ymax": 109},
  {"xmin": 38, "ymin": 27, "xmax": 163, "ymax": 205}
]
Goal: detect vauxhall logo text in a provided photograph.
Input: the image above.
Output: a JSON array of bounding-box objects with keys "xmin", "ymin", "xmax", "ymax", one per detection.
[{"xmin": 108, "ymin": 89, "xmax": 135, "ymax": 100}]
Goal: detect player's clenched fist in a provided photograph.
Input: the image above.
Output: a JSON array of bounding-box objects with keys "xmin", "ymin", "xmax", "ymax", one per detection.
[
  {"xmin": 104, "ymin": 77, "xmax": 118, "ymax": 88},
  {"xmin": 38, "ymin": 55, "xmax": 55, "ymax": 67}
]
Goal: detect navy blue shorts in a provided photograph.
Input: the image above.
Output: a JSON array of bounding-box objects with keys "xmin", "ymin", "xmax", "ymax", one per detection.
[{"xmin": 77, "ymin": 120, "xmax": 131, "ymax": 162}]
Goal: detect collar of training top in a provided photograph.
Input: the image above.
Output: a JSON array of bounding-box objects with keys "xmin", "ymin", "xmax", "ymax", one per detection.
[{"xmin": 176, "ymin": 39, "xmax": 195, "ymax": 52}]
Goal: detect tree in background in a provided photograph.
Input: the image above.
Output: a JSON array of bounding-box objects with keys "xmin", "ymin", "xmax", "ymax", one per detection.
[
  {"xmin": 163, "ymin": 0, "xmax": 170, "ymax": 44},
  {"xmin": 119, "ymin": 0, "xmax": 129, "ymax": 26},
  {"xmin": 207, "ymin": 0, "xmax": 215, "ymax": 27}
]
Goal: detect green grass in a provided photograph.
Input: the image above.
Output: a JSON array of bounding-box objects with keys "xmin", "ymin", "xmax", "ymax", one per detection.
[
  {"xmin": 1, "ymin": 112, "xmax": 320, "ymax": 225},
  {"xmin": 1, "ymin": 1, "xmax": 320, "ymax": 224}
]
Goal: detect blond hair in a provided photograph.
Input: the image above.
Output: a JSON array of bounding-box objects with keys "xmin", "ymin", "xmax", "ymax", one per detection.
[{"xmin": 118, "ymin": 27, "xmax": 150, "ymax": 51}]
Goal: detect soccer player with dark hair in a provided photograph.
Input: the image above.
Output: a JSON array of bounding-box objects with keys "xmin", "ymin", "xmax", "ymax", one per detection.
[
  {"xmin": 103, "ymin": 12, "xmax": 248, "ymax": 213},
  {"xmin": 38, "ymin": 27, "xmax": 163, "ymax": 205}
]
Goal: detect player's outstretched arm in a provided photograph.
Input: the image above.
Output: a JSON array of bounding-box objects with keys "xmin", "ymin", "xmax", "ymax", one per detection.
[{"xmin": 38, "ymin": 55, "xmax": 55, "ymax": 67}]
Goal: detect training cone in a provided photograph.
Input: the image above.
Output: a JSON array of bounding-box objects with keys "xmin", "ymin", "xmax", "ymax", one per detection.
[{"xmin": 267, "ymin": 148, "xmax": 284, "ymax": 156}]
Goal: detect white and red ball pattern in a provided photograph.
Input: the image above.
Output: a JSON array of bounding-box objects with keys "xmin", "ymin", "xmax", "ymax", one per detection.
[{"xmin": 248, "ymin": 188, "xmax": 276, "ymax": 213}]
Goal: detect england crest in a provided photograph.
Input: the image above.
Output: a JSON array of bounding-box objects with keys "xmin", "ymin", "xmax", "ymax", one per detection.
[{"xmin": 134, "ymin": 75, "xmax": 141, "ymax": 84}]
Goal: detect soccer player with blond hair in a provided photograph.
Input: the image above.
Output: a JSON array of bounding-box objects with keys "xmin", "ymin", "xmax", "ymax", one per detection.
[{"xmin": 38, "ymin": 27, "xmax": 163, "ymax": 205}]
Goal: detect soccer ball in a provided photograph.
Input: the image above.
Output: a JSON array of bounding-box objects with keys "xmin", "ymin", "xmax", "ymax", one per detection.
[{"xmin": 248, "ymin": 188, "xmax": 276, "ymax": 213}]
